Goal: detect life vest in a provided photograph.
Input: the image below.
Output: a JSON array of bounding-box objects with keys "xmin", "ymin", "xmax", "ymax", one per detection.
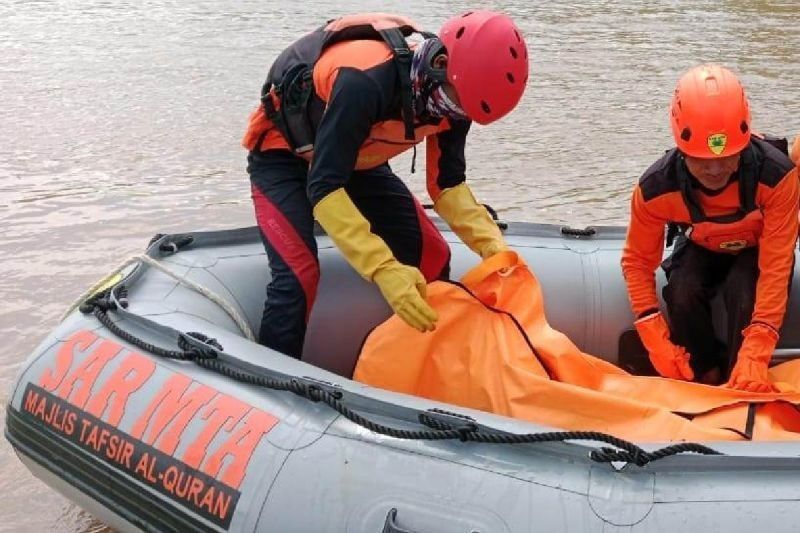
[
  {"xmin": 669, "ymin": 136, "xmax": 791, "ymax": 253},
  {"xmin": 257, "ymin": 14, "xmax": 435, "ymax": 156}
]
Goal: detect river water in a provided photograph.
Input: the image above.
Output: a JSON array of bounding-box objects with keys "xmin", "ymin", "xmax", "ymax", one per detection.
[{"xmin": 1, "ymin": 0, "xmax": 798, "ymax": 530}]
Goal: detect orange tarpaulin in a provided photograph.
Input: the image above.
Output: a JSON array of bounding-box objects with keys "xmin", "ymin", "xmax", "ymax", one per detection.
[{"xmin": 354, "ymin": 252, "xmax": 800, "ymax": 442}]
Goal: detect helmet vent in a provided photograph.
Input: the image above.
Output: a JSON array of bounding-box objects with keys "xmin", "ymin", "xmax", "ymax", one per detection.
[
  {"xmin": 506, "ymin": 72, "xmax": 515, "ymax": 83},
  {"xmin": 456, "ymin": 27, "xmax": 465, "ymax": 38},
  {"xmin": 509, "ymin": 46, "xmax": 518, "ymax": 59},
  {"xmin": 481, "ymin": 101, "xmax": 491, "ymax": 114},
  {"xmin": 740, "ymin": 121, "xmax": 749, "ymax": 134},
  {"xmin": 514, "ymin": 30, "xmax": 521, "ymax": 42},
  {"xmin": 680, "ymin": 128, "xmax": 692, "ymax": 141},
  {"xmin": 461, "ymin": 11, "xmax": 473, "ymax": 18}
]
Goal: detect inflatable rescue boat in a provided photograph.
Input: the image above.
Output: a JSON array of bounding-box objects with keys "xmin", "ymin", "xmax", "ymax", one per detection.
[{"xmin": 7, "ymin": 220, "xmax": 800, "ymax": 532}]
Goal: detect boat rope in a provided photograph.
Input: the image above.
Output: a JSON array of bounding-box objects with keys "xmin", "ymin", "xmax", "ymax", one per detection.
[
  {"xmin": 198, "ymin": 355, "xmax": 724, "ymax": 466},
  {"xmin": 85, "ymin": 288, "xmax": 221, "ymax": 361},
  {"xmin": 61, "ymin": 240, "xmax": 256, "ymax": 342},
  {"xmin": 80, "ymin": 291, "xmax": 725, "ymax": 468},
  {"xmin": 588, "ymin": 442, "xmax": 723, "ymax": 466}
]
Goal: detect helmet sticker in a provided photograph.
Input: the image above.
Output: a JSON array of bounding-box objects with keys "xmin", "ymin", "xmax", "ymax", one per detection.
[{"xmin": 708, "ymin": 133, "xmax": 728, "ymax": 155}]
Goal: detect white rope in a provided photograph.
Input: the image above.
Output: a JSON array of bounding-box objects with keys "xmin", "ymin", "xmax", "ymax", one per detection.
[{"xmin": 61, "ymin": 254, "xmax": 256, "ymax": 342}]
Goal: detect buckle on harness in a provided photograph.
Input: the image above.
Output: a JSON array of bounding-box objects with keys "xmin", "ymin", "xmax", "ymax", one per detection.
[{"xmin": 264, "ymin": 65, "xmax": 318, "ymax": 155}]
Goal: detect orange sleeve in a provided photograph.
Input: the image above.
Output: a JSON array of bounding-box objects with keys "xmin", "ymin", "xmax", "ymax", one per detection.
[
  {"xmin": 426, "ymin": 134, "xmax": 443, "ymax": 200},
  {"xmin": 752, "ymin": 167, "xmax": 799, "ymax": 330},
  {"xmin": 790, "ymin": 135, "xmax": 800, "ymax": 166},
  {"xmin": 621, "ymin": 185, "xmax": 669, "ymax": 317}
]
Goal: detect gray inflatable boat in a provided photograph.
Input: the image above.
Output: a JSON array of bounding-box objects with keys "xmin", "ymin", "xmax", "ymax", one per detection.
[{"xmin": 7, "ymin": 220, "xmax": 800, "ymax": 532}]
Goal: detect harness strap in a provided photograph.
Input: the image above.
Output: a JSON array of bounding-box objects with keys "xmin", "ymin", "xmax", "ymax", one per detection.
[
  {"xmin": 259, "ymin": 22, "xmax": 429, "ymax": 151},
  {"xmin": 677, "ymin": 143, "xmax": 760, "ymax": 224},
  {"xmin": 677, "ymin": 157, "xmax": 707, "ymax": 223},
  {"xmin": 379, "ymin": 28, "xmax": 416, "ymax": 141},
  {"xmin": 738, "ymin": 144, "xmax": 759, "ymax": 214}
]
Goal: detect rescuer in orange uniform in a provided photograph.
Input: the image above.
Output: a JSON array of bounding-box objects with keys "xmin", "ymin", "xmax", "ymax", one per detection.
[{"xmin": 622, "ymin": 65, "xmax": 799, "ymax": 392}]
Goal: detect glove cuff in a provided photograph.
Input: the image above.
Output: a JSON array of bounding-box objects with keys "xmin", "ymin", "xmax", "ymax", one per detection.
[
  {"xmin": 634, "ymin": 311, "xmax": 670, "ymax": 350},
  {"xmin": 434, "ymin": 183, "xmax": 506, "ymax": 258},
  {"xmin": 634, "ymin": 311, "xmax": 666, "ymax": 331},
  {"xmin": 739, "ymin": 322, "xmax": 779, "ymax": 364},
  {"xmin": 313, "ymin": 188, "xmax": 395, "ymax": 281},
  {"xmin": 743, "ymin": 322, "xmax": 779, "ymax": 340}
]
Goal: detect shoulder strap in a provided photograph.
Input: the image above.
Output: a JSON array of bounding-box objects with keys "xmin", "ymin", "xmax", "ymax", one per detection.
[
  {"xmin": 755, "ymin": 133, "xmax": 789, "ymax": 156},
  {"xmin": 377, "ymin": 28, "xmax": 416, "ymax": 141},
  {"xmin": 676, "ymin": 155, "xmax": 706, "ymax": 223},
  {"xmin": 737, "ymin": 143, "xmax": 759, "ymax": 214}
]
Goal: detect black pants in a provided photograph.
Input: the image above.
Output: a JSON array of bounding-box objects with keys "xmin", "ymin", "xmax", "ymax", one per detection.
[
  {"xmin": 248, "ymin": 150, "xmax": 451, "ymax": 359},
  {"xmin": 662, "ymin": 240, "xmax": 759, "ymax": 380}
]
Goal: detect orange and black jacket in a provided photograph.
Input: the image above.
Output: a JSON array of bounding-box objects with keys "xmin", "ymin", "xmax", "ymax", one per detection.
[
  {"xmin": 242, "ymin": 40, "xmax": 469, "ymax": 206},
  {"xmin": 622, "ymin": 136, "xmax": 799, "ymax": 331}
]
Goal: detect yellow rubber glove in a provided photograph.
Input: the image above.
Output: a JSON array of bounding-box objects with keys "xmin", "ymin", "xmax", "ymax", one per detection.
[
  {"xmin": 433, "ymin": 183, "xmax": 508, "ymax": 259},
  {"xmin": 726, "ymin": 323, "xmax": 779, "ymax": 393},
  {"xmin": 313, "ymin": 188, "xmax": 438, "ymax": 332}
]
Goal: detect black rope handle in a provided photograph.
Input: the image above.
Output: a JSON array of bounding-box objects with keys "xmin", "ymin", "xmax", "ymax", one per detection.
[
  {"xmin": 81, "ymin": 287, "xmax": 220, "ymax": 361},
  {"xmin": 146, "ymin": 233, "xmax": 195, "ymax": 255},
  {"xmin": 590, "ymin": 442, "xmax": 723, "ymax": 466},
  {"xmin": 561, "ymin": 226, "xmax": 596, "ymax": 237},
  {"xmin": 194, "ymin": 355, "xmax": 722, "ymax": 465}
]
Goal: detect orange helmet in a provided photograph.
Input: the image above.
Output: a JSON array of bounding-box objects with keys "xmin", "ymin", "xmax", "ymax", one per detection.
[{"xmin": 669, "ymin": 65, "xmax": 751, "ymax": 158}]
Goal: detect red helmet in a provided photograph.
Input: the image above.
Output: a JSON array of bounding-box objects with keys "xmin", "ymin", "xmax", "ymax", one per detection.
[
  {"xmin": 439, "ymin": 11, "xmax": 529, "ymax": 124},
  {"xmin": 669, "ymin": 64, "xmax": 751, "ymax": 158}
]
